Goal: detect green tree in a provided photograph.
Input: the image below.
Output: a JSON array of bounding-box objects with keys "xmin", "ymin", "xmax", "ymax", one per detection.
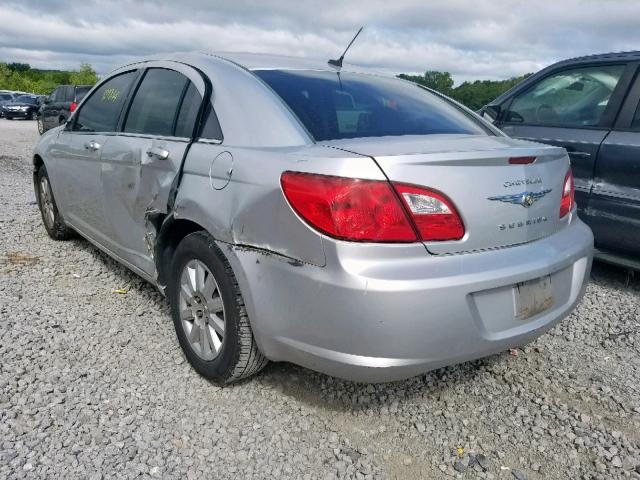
[
  {"xmin": 0, "ymin": 62, "xmax": 98, "ymax": 94},
  {"xmin": 69, "ymin": 63, "xmax": 98, "ymax": 86},
  {"xmin": 398, "ymin": 71, "xmax": 454, "ymax": 95},
  {"xmin": 398, "ymin": 70, "xmax": 532, "ymax": 110}
]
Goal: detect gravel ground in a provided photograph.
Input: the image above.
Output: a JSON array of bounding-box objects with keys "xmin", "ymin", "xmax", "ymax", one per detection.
[{"xmin": 1, "ymin": 118, "xmax": 639, "ymax": 480}]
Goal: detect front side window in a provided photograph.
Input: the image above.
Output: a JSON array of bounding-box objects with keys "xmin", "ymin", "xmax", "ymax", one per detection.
[
  {"xmin": 504, "ymin": 65, "xmax": 625, "ymax": 127},
  {"xmin": 124, "ymin": 68, "xmax": 188, "ymax": 137},
  {"xmin": 255, "ymin": 70, "xmax": 487, "ymax": 141},
  {"xmin": 74, "ymin": 71, "xmax": 137, "ymax": 132}
]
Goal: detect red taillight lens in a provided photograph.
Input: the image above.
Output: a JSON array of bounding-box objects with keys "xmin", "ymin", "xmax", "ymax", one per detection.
[
  {"xmin": 560, "ymin": 169, "xmax": 574, "ymax": 218},
  {"xmin": 394, "ymin": 184, "xmax": 465, "ymax": 241},
  {"xmin": 70, "ymin": 102, "xmax": 77, "ymax": 112},
  {"xmin": 280, "ymin": 172, "xmax": 465, "ymax": 243},
  {"xmin": 280, "ymin": 172, "xmax": 417, "ymax": 242}
]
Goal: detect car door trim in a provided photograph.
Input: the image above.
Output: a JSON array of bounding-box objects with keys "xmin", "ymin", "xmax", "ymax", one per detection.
[{"xmin": 66, "ymin": 217, "xmax": 159, "ymax": 287}]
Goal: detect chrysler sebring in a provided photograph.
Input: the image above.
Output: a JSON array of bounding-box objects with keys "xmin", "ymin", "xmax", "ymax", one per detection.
[{"xmin": 33, "ymin": 53, "xmax": 593, "ymax": 384}]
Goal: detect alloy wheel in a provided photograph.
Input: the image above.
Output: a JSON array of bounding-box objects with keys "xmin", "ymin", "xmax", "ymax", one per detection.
[
  {"xmin": 179, "ymin": 259, "xmax": 226, "ymax": 360},
  {"xmin": 39, "ymin": 176, "xmax": 55, "ymax": 229}
]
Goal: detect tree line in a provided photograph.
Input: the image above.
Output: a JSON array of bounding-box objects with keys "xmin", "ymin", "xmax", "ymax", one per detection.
[
  {"xmin": 1, "ymin": 61, "xmax": 530, "ymax": 110},
  {"xmin": 398, "ymin": 70, "xmax": 531, "ymax": 110},
  {"xmin": 0, "ymin": 62, "xmax": 98, "ymax": 95}
]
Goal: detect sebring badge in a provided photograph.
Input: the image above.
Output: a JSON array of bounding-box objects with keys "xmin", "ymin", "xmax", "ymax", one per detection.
[{"xmin": 487, "ymin": 189, "xmax": 552, "ymax": 208}]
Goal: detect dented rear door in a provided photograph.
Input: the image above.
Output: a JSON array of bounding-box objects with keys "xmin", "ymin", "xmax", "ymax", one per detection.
[{"xmin": 99, "ymin": 64, "xmax": 206, "ymax": 276}]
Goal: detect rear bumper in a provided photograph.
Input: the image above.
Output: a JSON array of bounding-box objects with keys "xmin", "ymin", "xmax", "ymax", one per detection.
[{"xmin": 228, "ymin": 218, "xmax": 593, "ymax": 382}]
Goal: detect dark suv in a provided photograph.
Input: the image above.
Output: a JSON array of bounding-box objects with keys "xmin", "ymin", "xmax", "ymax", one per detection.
[
  {"xmin": 38, "ymin": 84, "xmax": 92, "ymax": 134},
  {"xmin": 481, "ymin": 51, "xmax": 640, "ymax": 269}
]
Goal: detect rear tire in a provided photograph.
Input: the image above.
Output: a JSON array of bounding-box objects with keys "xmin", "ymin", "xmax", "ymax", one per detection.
[
  {"xmin": 36, "ymin": 165, "xmax": 74, "ymax": 240},
  {"xmin": 168, "ymin": 231, "xmax": 268, "ymax": 384}
]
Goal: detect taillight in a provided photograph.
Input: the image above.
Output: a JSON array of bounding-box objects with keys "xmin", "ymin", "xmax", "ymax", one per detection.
[
  {"xmin": 393, "ymin": 184, "xmax": 465, "ymax": 241},
  {"xmin": 559, "ymin": 169, "xmax": 574, "ymax": 218},
  {"xmin": 70, "ymin": 102, "xmax": 77, "ymax": 112},
  {"xmin": 280, "ymin": 172, "xmax": 465, "ymax": 243},
  {"xmin": 281, "ymin": 172, "xmax": 416, "ymax": 242}
]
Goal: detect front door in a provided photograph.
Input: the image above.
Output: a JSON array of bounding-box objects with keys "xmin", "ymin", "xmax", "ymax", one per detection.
[
  {"xmin": 497, "ymin": 63, "xmax": 630, "ymax": 224},
  {"xmin": 99, "ymin": 65, "xmax": 206, "ymax": 276}
]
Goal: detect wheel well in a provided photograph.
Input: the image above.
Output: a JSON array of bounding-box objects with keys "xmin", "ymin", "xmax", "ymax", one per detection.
[
  {"xmin": 33, "ymin": 154, "xmax": 44, "ymax": 170},
  {"xmin": 155, "ymin": 218, "xmax": 206, "ymax": 286}
]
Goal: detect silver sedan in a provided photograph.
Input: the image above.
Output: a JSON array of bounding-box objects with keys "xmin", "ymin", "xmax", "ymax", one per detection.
[{"xmin": 33, "ymin": 53, "xmax": 593, "ymax": 384}]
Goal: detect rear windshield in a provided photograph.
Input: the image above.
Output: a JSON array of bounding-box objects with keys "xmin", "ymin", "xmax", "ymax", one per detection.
[
  {"xmin": 255, "ymin": 69, "xmax": 487, "ymax": 141},
  {"xmin": 75, "ymin": 86, "xmax": 91, "ymax": 101}
]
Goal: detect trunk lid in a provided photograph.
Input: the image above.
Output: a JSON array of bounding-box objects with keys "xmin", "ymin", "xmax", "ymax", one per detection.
[{"xmin": 323, "ymin": 134, "xmax": 570, "ymax": 255}]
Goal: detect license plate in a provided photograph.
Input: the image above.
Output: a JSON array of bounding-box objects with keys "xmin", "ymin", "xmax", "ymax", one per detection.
[{"xmin": 513, "ymin": 275, "xmax": 554, "ymax": 320}]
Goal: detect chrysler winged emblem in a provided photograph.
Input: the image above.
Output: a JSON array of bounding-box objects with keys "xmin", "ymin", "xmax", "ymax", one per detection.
[{"xmin": 487, "ymin": 189, "xmax": 552, "ymax": 208}]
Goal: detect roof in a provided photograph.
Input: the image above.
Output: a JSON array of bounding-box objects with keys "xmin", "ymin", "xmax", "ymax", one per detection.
[
  {"xmin": 552, "ymin": 50, "xmax": 640, "ymax": 66},
  {"xmin": 488, "ymin": 50, "xmax": 640, "ymax": 107}
]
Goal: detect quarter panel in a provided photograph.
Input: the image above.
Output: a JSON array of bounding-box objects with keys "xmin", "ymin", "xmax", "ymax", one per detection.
[{"xmin": 175, "ymin": 142, "xmax": 385, "ymax": 267}]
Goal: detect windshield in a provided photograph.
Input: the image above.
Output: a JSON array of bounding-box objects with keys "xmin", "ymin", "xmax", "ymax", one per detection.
[
  {"xmin": 0, "ymin": 93, "xmax": 14, "ymax": 101},
  {"xmin": 255, "ymin": 69, "xmax": 488, "ymax": 141},
  {"xmin": 15, "ymin": 95, "xmax": 38, "ymax": 104}
]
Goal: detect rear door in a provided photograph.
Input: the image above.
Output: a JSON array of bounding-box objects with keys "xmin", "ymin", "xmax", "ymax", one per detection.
[
  {"xmin": 99, "ymin": 64, "xmax": 207, "ymax": 276},
  {"xmin": 589, "ymin": 66, "xmax": 640, "ymax": 256},
  {"xmin": 496, "ymin": 63, "xmax": 633, "ymax": 219}
]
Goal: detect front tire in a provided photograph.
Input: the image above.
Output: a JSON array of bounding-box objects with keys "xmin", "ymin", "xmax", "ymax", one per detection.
[
  {"xmin": 37, "ymin": 117, "xmax": 45, "ymax": 134},
  {"xmin": 168, "ymin": 231, "xmax": 268, "ymax": 384},
  {"xmin": 36, "ymin": 166, "xmax": 74, "ymax": 240}
]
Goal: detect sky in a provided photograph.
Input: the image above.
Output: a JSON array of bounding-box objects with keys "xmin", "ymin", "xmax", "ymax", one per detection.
[{"xmin": 2, "ymin": 0, "xmax": 640, "ymax": 83}]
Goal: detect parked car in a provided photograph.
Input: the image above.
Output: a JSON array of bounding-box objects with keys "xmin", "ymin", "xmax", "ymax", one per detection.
[
  {"xmin": 2, "ymin": 94, "xmax": 41, "ymax": 120},
  {"xmin": 38, "ymin": 84, "xmax": 92, "ymax": 134},
  {"xmin": 0, "ymin": 91, "xmax": 17, "ymax": 117},
  {"xmin": 480, "ymin": 51, "xmax": 640, "ymax": 269},
  {"xmin": 33, "ymin": 53, "xmax": 593, "ymax": 384}
]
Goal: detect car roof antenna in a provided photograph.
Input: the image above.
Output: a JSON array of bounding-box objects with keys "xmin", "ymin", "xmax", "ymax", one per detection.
[{"xmin": 328, "ymin": 27, "xmax": 364, "ymax": 69}]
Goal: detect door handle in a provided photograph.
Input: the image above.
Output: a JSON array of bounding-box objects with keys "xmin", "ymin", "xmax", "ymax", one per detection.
[
  {"xmin": 567, "ymin": 151, "xmax": 591, "ymax": 159},
  {"xmin": 84, "ymin": 140, "xmax": 101, "ymax": 151},
  {"xmin": 146, "ymin": 147, "xmax": 170, "ymax": 160}
]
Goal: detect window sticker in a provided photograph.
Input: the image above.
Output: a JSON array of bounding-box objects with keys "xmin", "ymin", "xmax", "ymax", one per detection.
[{"xmin": 102, "ymin": 88, "xmax": 121, "ymax": 102}]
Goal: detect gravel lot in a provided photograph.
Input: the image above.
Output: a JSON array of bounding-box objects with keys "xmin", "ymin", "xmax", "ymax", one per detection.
[{"xmin": 1, "ymin": 118, "xmax": 639, "ymax": 480}]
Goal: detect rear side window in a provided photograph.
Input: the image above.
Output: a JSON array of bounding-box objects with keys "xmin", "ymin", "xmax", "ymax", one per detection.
[
  {"xmin": 74, "ymin": 72, "xmax": 137, "ymax": 132},
  {"xmin": 75, "ymin": 86, "xmax": 91, "ymax": 102},
  {"xmin": 174, "ymin": 82, "xmax": 202, "ymax": 138},
  {"xmin": 51, "ymin": 87, "xmax": 63, "ymax": 102},
  {"xmin": 255, "ymin": 69, "xmax": 487, "ymax": 141},
  {"xmin": 124, "ymin": 68, "xmax": 188, "ymax": 136},
  {"xmin": 504, "ymin": 65, "xmax": 626, "ymax": 127}
]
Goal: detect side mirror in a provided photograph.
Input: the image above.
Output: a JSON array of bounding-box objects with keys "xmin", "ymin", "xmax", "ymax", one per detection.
[
  {"xmin": 43, "ymin": 97, "xmax": 51, "ymax": 104},
  {"xmin": 480, "ymin": 104, "xmax": 501, "ymax": 124}
]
